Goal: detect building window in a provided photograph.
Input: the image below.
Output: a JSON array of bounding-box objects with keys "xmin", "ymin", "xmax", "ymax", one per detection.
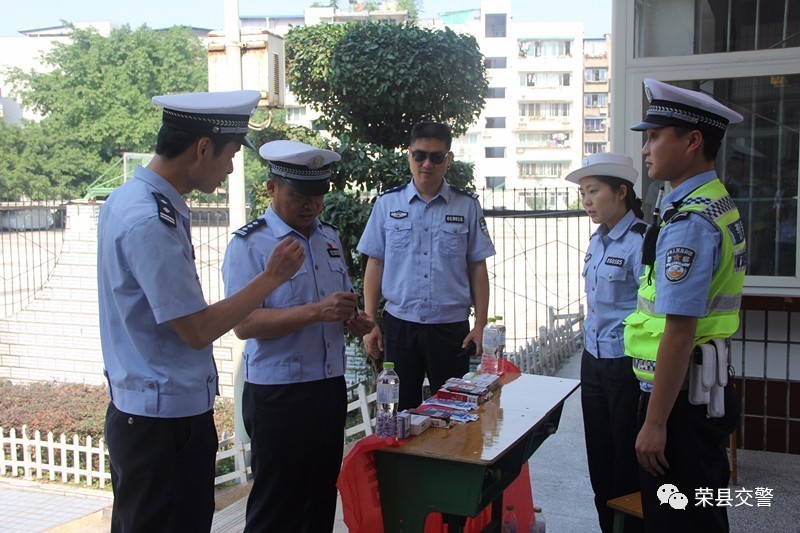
[
  {"xmin": 485, "ymin": 147, "xmax": 506, "ymax": 158},
  {"xmin": 519, "ymin": 132, "xmax": 571, "ymax": 148},
  {"xmin": 486, "ymin": 117, "xmax": 506, "ymax": 129},
  {"xmin": 523, "ymin": 190, "xmax": 570, "ymax": 210},
  {"xmin": 518, "ymin": 39, "xmax": 572, "ymax": 58},
  {"xmin": 286, "ymin": 106, "xmax": 306, "ymax": 122},
  {"xmin": 485, "ymin": 14, "xmax": 507, "ymax": 38},
  {"xmin": 486, "ymin": 87, "xmax": 506, "ymax": 98},
  {"xmin": 585, "ymin": 68, "xmax": 608, "ymax": 82},
  {"xmin": 584, "ymin": 39, "xmax": 607, "ymax": 58},
  {"xmin": 584, "ymin": 93, "xmax": 608, "ymax": 107},
  {"xmin": 457, "ymin": 133, "xmax": 479, "ymax": 145},
  {"xmin": 486, "ymin": 176, "xmax": 506, "ymax": 189},
  {"xmin": 519, "ymin": 161, "xmax": 570, "ymax": 178},
  {"xmin": 519, "ymin": 102, "xmax": 571, "ymax": 118},
  {"xmin": 584, "ymin": 142, "xmax": 607, "ymax": 154},
  {"xmin": 635, "ymin": 0, "xmax": 800, "ymax": 57},
  {"xmin": 635, "ymin": 74, "xmax": 799, "ymax": 278},
  {"xmin": 584, "ymin": 118, "xmax": 607, "ymax": 132},
  {"xmin": 521, "ymin": 72, "xmax": 571, "ymax": 88},
  {"xmin": 485, "ymin": 56, "xmax": 507, "ymax": 69}
]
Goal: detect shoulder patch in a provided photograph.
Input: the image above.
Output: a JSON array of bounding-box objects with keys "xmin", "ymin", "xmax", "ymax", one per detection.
[
  {"xmin": 232, "ymin": 218, "xmax": 267, "ymax": 238},
  {"xmin": 630, "ymin": 222, "xmax": 647, "ymax": 235},
  {"xmin": 152, "ymin": 192, "xmax": 176, "ymax": 228},
  {"xmin": 379, "ymin": 183, "xmax": 407, "ymax": 196},
  {"xmin": 727, "ymin": 219, "xmax": 746, "ymax": 246},
  {"xmin": 479, "ymin": 217, "xmax": 489, "ymax": 235},
  {"xmin": 665, "ymin": 211, "xmax": 691, "ymax": 225},
  {"xmin": 664, "ymin": 246, "xmax": 696, "ymax": 283},
  {"xmin": 320, "ymin": 220, "xmax": 339, "ymax": 232},
  {"xmin": 452, "ymin": 186, "xmax": 479, "ymax": 200}
]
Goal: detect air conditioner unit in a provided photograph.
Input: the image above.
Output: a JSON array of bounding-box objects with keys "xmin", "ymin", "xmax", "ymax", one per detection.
[{"xmin": 206, "ymin": 30, "xmax": 285, "ymax": 109}]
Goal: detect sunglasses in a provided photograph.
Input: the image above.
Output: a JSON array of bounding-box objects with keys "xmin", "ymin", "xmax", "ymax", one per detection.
[{"xmin": 410, "ymin": 149, "xmax": 449, "ymax": 165}]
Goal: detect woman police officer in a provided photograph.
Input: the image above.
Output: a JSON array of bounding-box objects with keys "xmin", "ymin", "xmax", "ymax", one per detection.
[{"xmin": 565, "ymin": 153, "xmax": 646, "ymax": 533}]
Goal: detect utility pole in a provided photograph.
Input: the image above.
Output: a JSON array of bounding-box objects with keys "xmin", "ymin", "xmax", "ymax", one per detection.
[{"xmin": 223, "ymin": 0, "xmax": 250, "ymax": 450}]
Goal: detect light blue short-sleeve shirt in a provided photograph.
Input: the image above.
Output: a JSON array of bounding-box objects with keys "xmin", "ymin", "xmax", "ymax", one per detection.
[
  {"xmin": 222, "ymin": 206, "xmax": 352, "ymax": 385},
  {"xmin": 583, "ymin": 209, "xmax": 646, "ymax": 359},
  {"xmin": 357, "ymin": 179, "xmax": 496, "ymax": 324},
  {"xmin": 654, "ymin": 172, "xmax": 722, "ymax": 317},
  {"xmin": 97, "ymin": 166, "xmax": 216, "ymax": 418}
]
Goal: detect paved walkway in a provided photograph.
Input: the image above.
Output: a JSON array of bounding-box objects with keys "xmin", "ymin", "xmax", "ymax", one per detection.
[
  {"xmin": 2, "ymin": 350, "xmax": 799, "ymax": 532},
  {"xmin": 0, "ymin": 478, "xmax": 112, "ymax": 532}
]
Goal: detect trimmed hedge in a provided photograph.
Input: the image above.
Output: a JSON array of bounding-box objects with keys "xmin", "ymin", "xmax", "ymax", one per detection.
[{"xmin": 0, "ymin": 380, "xmax": 235, "ymax": 439}]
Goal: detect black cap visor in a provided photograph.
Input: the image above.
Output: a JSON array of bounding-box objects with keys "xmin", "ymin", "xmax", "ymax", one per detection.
[{"xmin": 282, "ymin": 177, "xmax": 331, "ymax": 196}]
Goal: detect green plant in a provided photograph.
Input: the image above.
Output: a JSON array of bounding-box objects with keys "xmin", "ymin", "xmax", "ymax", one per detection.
[{"xmin": 286, "ymin": 22, "xmax": 487, "ymax": 149}]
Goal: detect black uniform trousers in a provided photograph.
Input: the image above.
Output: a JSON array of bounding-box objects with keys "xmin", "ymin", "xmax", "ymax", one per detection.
[
  {"xmin": 580, "ymin": 349, "xmax": 643, "ymax": 533},
  {"xmin": 638, "ymin": 383, "xmax": 740, "ymax": 533},
  {"xmin": 383, "ymin": 312, "xmax": 470, "ymax": 412},
  {"xmin": 104, "ymin": 402, "xmax": 218, "ymax": 533},
  {"xmin": 242, "ymin": 377, "xmax": 346, "ymax": 533}
]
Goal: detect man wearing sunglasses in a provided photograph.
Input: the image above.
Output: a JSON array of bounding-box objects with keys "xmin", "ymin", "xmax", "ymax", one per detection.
[{"xmin": 358, "ymin": 121, "xmax": 496, "ymax": 411}]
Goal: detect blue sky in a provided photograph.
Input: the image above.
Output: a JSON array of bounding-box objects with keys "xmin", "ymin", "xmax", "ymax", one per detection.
[{"xmin": 0, "ymin": 0, "xmax": 611, "ymax": 38}]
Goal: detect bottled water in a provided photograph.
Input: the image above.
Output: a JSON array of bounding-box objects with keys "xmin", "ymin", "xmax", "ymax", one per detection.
[
  {"xmin": 376, "ymin": 362, "xmax": 400, "ymax": 438},
  {"xmin": 481, "ymin": 318, "xmax": 499, "ymax": 375},
  {"xmin": 495, "ymin": 316, "xmax": 507, "ymax": 372},
  {"xmin": 530, "ymin": 506, "xmax": 546, "ymax": 532},
  {"xmin": 502, "ymin": 504, "xmax": 518, "ymax": 533}
]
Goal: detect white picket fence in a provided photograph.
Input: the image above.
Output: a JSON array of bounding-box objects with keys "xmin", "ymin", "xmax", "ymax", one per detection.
[
  {"xmin": 1, "ymin": 307, "xmax": 583, "ymax": 489},
  {"xmin": 0, "ymin": 426, "xmax": 261, "ymax": 489},
  {"xmin": 0, "ymin": 427, "xmax": 110, "ymax": 488},
  {"xmin": 508, "ymin": 305, "xmax": 584, "ymax": 375}
]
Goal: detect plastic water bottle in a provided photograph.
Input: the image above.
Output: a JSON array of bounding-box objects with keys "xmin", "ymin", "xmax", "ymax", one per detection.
[
  {"xmin": 495, "ymin": 316, "xmax": 507, "ymax": 372},
  {"xmin": 530, "ymin": 507, "xmax": 546, "ymax": 532},
  {"xmin": 481, "ymin": 318, "xmax": 499, "ymax": 375},
  {"xmin": 502, "ymin": 504, "xmax": 518, "ymax": 533},
  {"xmin": 376, "ymin": 362, "xmax": 400, "ymax": 438}
]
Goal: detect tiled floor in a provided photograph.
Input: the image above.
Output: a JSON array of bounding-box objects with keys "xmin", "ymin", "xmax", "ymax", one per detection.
[{"xmin": 0, "ymin": 481, "xmax": 112, "ymax": 533}]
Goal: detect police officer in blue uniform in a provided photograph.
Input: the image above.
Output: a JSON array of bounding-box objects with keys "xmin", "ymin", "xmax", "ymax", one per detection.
[
  {"xmin": 565, "ymin": 153, "xmax": 645, "ymax": 533},
  {"xmin": 358, "ymin": 121, "xmax": 496, "ymax": 411},
  {"xmin": 625, "ymin": 78, "xmax": 745, "ymax": 532},
  {"xmin": 222, "ymin": 140, "xmax": 374, "ymax": 533},
  {"xmin": 97, "ymin": 91, "xmax": 305, "ymax": 533}
]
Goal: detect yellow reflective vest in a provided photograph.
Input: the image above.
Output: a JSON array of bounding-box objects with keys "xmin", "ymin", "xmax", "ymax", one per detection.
[{"xmin": 624, "ymin": 178, "xmax": 746, "ymax": 383}]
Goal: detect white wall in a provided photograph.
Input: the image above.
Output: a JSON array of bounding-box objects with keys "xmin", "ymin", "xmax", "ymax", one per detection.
[{"xmin": 0, "ymin": 202, "xmax": 238, "ymax": 397}]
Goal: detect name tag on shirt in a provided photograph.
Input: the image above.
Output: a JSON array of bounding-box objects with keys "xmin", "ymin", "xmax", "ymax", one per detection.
[
  {"xmin": 445, "ymin": 215, "xmax": 464, "ymax": 223},
  {"xmin": 605, "ymin": 257, "xmax": 625, "ymax": 267}
]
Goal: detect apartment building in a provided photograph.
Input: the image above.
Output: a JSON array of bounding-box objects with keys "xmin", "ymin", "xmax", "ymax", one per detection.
[{"xmin": 582, "ymin": 35, "xmax": 611, "ymax": 157}]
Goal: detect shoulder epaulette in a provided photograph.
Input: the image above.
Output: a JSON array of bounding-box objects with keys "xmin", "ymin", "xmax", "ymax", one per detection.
[
  {"xmin": 320, "ymin": 220, "xmax": 339, "ymax": 232},
  {"xmin": 379, "ymin": 183, "xmax": 407, "ymax": 196},
  {"xmin": 452, "ymin": 186, "xmax": 479, "ymax": 200},
  {"xmin": 666, "ymin": 211, "xmax": 691, "ymax": 225},
  {"xmin": 630, "ymin": 222, "xmax": 647, "ymax": 235},
  {"xmin": 232, "ymin": 218, "xmax": 267, "ymax": 237},
  {"xmin": 152, "ymin": 192, "xmax": 176, "ymax": 228}
]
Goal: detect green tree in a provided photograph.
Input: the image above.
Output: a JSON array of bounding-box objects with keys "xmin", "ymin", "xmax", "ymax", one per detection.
[
  {"xmin": 286, "ymin": 22, "xmax": 486, "ymax": 149},
  {"xmin": 252, "ymin": 21, "xmax": 485, "ymax": 370},
  {"xmin": 3, "ymin": 23, "xmax": 206, "ymax": 198},
  {"xmin": 397, "ymin": 0, "xmax": 421, "ymax": 19}
]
